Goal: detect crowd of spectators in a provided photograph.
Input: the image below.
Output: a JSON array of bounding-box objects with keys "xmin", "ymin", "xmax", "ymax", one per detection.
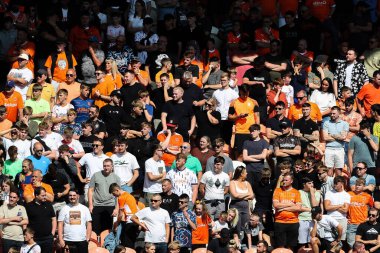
[{"xmin": 1, "ymin": 0, "xmax": 380, "ymax": 253}]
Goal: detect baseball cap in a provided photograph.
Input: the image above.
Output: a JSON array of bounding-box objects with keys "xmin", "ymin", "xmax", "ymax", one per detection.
[
  {"xmin": 18, "ymin": 53, "xmax": 29, "ymax": 61},
  {"xmin": 166, "ymin": 119, "xmax": 178, "ymax": 127},
  {"xmin": 279, "ymin": 121, "xmax": 291, "ymax": 129},
  {"xmin": 37, "ymin": 69, "xmax": 48, "ymax": 76},
  {"xmin": 131, "ymin": 57, "xmax": 141, "ymax": 63},
  {"xmin": 110, "ymin": 90, "xmax": 122, "ymax": 98},
  {"xmin": 5, "ymin": 80, "xmax": 15, "ymax": 88},
  {"xmin": 314, "ymin": 55, "xmax": 328, "ymax": 64}
]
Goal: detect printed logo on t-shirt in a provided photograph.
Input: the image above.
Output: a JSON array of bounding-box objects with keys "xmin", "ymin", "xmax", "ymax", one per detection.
[
  {"xmin": 69, "ymin": 210, "xmax": 81, "ymax": 225},
  {"xmin": 58, "ymin": 59, "xmax": 67, "ymax": 70}
]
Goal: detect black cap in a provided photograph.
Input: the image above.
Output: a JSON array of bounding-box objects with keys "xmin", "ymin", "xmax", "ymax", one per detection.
[
  {"xmin": 311, "ymin": 206, "xmax": 322, "ymax": 218},
  {"xmin": 37, "ymin": 68, "xmax": 48, "ymax": 76},
  {"xmin": 279, "ymin": 121, "xmax": 291, "ymax": 129},
  {"xmin": 110, "ymin": 90, "xmax": 122, "ymax": 98},
  {"xmin": 166, "ymin": 119, "xmax": 178, "ymax": 127}
]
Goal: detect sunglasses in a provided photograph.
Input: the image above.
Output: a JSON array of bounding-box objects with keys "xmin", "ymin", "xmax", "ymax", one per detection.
[
  {"xmin": 369, "ymin": 214, "xmax": 377, "ymax": 217},
  {"xmin": 151, "ymin": 199, "xmax": 160, "ymax": 202},
  {"xmin": 317, "ymin": 172, "xmax": 325, "ymax": 175},
  {"xmin": 66, "ymin": 74, "xmax": 74, "ymax": 77},
  {"xmin": 95, "ymin": 72, "xmax": 103, "ymax": 75},
  {"xmin": 92, "ymin": 144, "xmax": 100, "ymax": 147},
  {"xmin": 205, "ymin": 103, "xmax": 213, "ymax": 106},
  {"xmin": 180, "ymin": 146, "xmax": 188, "ymax": 149},
  {"xmin": 35, "ymin": 150, "xmax": 43, "ymax": 152},
  {"xmin": 214, "ymin": 145, "xmax": 223, "ymax": 148},
  {"xmin": 355, "ymin": 167, "xmax": 365, "ymax": 170},
  {"xmin": 275, "ymin": 107, "xmax": 283, "ymax": 111},
  {"xmin": 37, "ymin": 74, "xmax": 45, "ymax": 77},
  {"xmin": 179, "ymin": 201, "xmax": 188, "ymax": 204},
  {"xmin": 296, "ymin": 96, "xmax": 304, "ymax": 100}
]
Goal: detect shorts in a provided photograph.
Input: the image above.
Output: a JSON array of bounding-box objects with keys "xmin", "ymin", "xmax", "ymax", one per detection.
[
  {"xmin": 325, "ymin": 148, "xmax": 345, "ymax": 169},
  {"xmin": 298, "ymin": 220, "xmax": 312, "ymax": 244},
  {"xmin": 274, "ymin": 222, "xmax": 299, "ymax": 248},
  {"xmin": 346, "ymin": 223, "xmax": 359, "ymax": 248}
]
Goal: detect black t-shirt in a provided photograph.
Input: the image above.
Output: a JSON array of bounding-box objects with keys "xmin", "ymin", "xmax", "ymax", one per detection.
[
  {"xmin": 181, "ymin": 84, "xmax": 204, "ymax": 105},
  {"xmin": 125, "ymin": 114, "xmax": 147, "ymax": 131},
  {"xmin": 159, "ymin": 27, "xmax": 181, "ymax": 63},
  {"xmin": 243, "ymin": 68, "xmax": 271, "ymax": 106},
  {"xmin": 128, "ymin": 137, "xmax": 160, "ymax": 169},
  {"xmin": 174, "ymin": 64, "xmax": 199, "ymax": 80},
  {"xmin": 273, "ymin": 134, "xmax": 301, "ymax": 163},
  {"xmin": 162, "ymin": 101, "xmax": 194, "ymax": 138},
  {"xmin": 293, "ymin": 117, "xmax": 319, "ymax": 148},
  {"xmin": 99, "ymin": 104, "xmax": 127, "ymax": 137},
  {"xmin": 266, "ymin": 117, "xmax": 292, "ymax": 133},
  {"xmin": 88, "ymin": 119, "xmax": 106, "ymax": 135},
  {"xmin": 79, "ymin": 134, "xmax": 96, "ymax": 153},
  {"xmin": 252, "ymin": 180, "xmax": 276, "ymax": 211},
  {"xmin": 356, "ymin": 222, "xmax": 380, "ymax": 253},
  {"xmin": 120, "ymin": 83, "xmax": 145, "ymax": 113},
  {"xmin": 243, "ymin": 138, "xmax": 270, "ymax": 172},
  {"xmin": 280, "ymin": 24, "xmax": 300, "ymax": 58},
  {"xmin": 195, "ymin": 110, "xmax": 221, "ymax": 141},
  {"xmin": 295, "ymin": 170, "xmax": 321, "ymax": 190},
  {"xmin": 151, "ymin": 87, "xmax": 166, "ymax": 119},
  {"xmin": 207, "ymin": 238, "xmax": 229, "ymax": 253},
  {"xmin": 145, "ymin": 51, "xmax": 177, "ymax": 80},
  {"xmin": 43, "ymin": 172, "xmax": 69, "ymax": 202},
  {"xmin": 160, "ymin": 192, "xmax": 179, "ymax": 216},
  {"xmin": 25, "ymin": 201, "xmax": 56, "ymax": 239}
]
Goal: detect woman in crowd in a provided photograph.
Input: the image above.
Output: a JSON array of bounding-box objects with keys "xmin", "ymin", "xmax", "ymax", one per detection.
[
  {"xmin": 309, "ymin": 77, "xmax": 336, "ymax": 121},
  {"xmin": 191, "ymin": 136, "xmax": 215, "ymax": 172},
  {"xmin": 105, "ymin": 59, "xmax": 123, "ymax": 89},
  {"xmin": 194, "ymin": 98, "xmax": 221, "ymax": 142}
]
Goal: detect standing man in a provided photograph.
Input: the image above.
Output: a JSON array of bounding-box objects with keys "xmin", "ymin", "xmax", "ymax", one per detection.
[
  {"xmin": 26, "ymin": 69, "xmax": 56, "ymax": 108},
  {"xmin": 170, "ymin": 142, "xmax": 202, "ymax": 181},
  {"xmin": 206, "ymin": 138, "xmax": 234, "ymax": 178},
  {"xmin": 166, "ymin": 153, "xmax": 198, "ymax": 208},
  {"xmin": 131, "ymin": 194, "xmax": 171, "ymax": 253},
  {"xmin": 70, "ymin": 84, "xmax": 94, "ymax": 124},
  {"xmin": 356, "ymin": 70, "xmax": 380, "ymax": 118},
  {"xmin": 7, "ymin": 53, "xmax": 33, "ymax": 101},
  {"xmin": 212, "ymin": 73, "xmax": 238, "ymax": 145},
  {"xmin": 111, "ymin": 138, "xmax": 139, "ymax": 193},
  {"xmin": 143, "ymin": 145, "xmax": 166, "ymax": 203},
  {"xmin": 273, "ymin": 121, "xmax": 301, "ymax": 165},
  {"xmin": 120, "ymin": 70, "xmax": 145, "ymax": 114},
  {"xmin": 58, "ymin": 189, "xmax": 92, "ymax": 253},
  {"xmin": 200, "ymin": 156, "xmax": 230, "ymax": 220},
  {"xmin": 0, "ymin": 191, "xmax": 29, "ymax": 253},
  {"xmin": 160, "ymin": 179, "xmax": 179, "ymax": 216},
  {"xmin": 322, "ymin": 106, "xmax": 349, "ymax": 176},
  {"xmin": 324, "ymin": 176, "xmax": 351, "ymax": 244},
  {"xmin": 293, "ymin": 103, "xmax": 320, "ymax": 152},
  {"xmin": 88, "ymin": 159, "xmax": 120, "ymax": 235},
  {"xmin": 272, "ymin": 173, "xmax": 301, "ymax": 251},
  {"xmin": 288, "ymin": 90, "xmax": 322, "ymax": 123},
  {"xmin": 171, "ymin": 194, "xmax": 197, "ymax": 253},
  {"xmin": 25, "ymin": 84, "xmax": 51, "ymax": 124},
  {"xmin": 348, "ymin": 121, "xmax": 379, "ymax": 176},
  {"xmin": 25, "ymin": 187, "xmax": 57, "ymax": 253},
  {"xmin": 58, "ymin": 69, "xmax": 81, "ymax": 103},
  {"xmin": 333, "ymin": 48, "xmax": 368, "ymax": 97},
  {"xmin": 228, "ymin": 84, "xmax": 260, "ymax": 159},
  {"xmin": 243, "ymin": 124, "xmax": 269, "ymax": 184},
  {"xmin": 202, "ymin": 57, "xmax": 223, "ymax": 99}
]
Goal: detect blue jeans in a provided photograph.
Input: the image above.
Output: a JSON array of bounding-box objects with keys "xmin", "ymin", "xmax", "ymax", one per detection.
[
  {"xmin": 121, "ymin": 184, "xmax": 133, "ymax": 193},
  {"xmin": 346, "ymin": 224, "xmax": 359, "ymax": 248},
  {"xmin": 155, "ymin": 242, "xmax": 168, "ymax": 253}
]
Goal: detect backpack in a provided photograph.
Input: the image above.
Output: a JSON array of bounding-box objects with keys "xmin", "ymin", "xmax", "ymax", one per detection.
[{"xmin": 103, "ymin": 231, "xmax": 119, "ymax": 253}]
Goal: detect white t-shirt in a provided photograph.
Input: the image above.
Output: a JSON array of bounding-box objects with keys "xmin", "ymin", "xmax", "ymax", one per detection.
[
  {"xmin": 2, "ymin": 138, "xmax": 31, "ymax": 160},
  {"xmin": 20, "ymin": 243, "xmax": 41, "ymax": 253},
  {"xmin": 97, "ymin": 13, "xmax": 107, "ymax": 24},
  {"xmin": 8, "ymin": 67, "xmax": 34, "ymax": 101},
  {"xmin": 128, "ymin": 15, "xmax": 144, "ymax": 31},
  {"xmin": 57, "ymin": 139, "xmax": 84, "ymax": 155},
  {"xmin": 78, "ymin": 153, "xmax": 108, "ymax": 188},
  {"xmin": 212, "ymin": 88, "xmax": 238, "ymax": 120},
  {"xmin": 200, "ymin": 171, "xmax": 230, "ymax": 200},
  {"xmin": 311, "ymin": 214, "xmax": 340, "ymax": 242},
  {"xmin": 213, "ymin": 220, "xmax": 229, "ymax": 232},
  {"xmin": 144, "ymin": 157, "xmax": 166, "ymax": 193},
  {"xmin": 309, "ymin": 90, "xmax": 336, "ymax": 113},
  {"xmin": 281, "ymin": 84, "xmax": 294, "ymax": 108},
  {"xmin": 32, "ymin": 134, "xmax": 59, "ymax": 153},
  {"xmin": 52, "ymin": 103, "xmax": 74, "ymax": 132},
  {"xmin": 325, "ymin": 189, "xmax": 351, "ymax": 220},
  {"xmin": 58, "ymin": 203, "xmax": 92, "ymax": 241},
  {"xmin": 135, "ymin": 207, "xmax": 171, "ymax": 243},
  {"xmin": 111, "ymin": 152, "xmax": 140, "ymax": 185},
  {"xmin": 345, "ymin": 63, "xmax": 354, "ymax": 88}
]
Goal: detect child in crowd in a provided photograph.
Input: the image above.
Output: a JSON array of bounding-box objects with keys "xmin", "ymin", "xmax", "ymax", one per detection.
[
  {"xmin": 244, "ymin": 213, "xmax": 264, "ymax": 251},
  {"xmin": 52, "ymin": 89, "xmax": 74, "ymax": 132},
  {"xmin": 20, "ymin": 227, "xmax": 41, "ymax": 253},
  {"xmin": 107, "ymin": 12, "xmax": 125, "ymax": 48},
  {"xmin": 212, "ymin": 211, "xmax": 229, "ymax": 238},
  {"xmin": 59, "ymin": 109, "xmax": 82, "ymax": 139}
]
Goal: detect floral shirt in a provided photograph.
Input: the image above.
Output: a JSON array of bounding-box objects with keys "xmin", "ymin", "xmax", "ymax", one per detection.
[
  {"xmin": 106, "ymin": 45, "xmax": 135, "ymax": 74},
  {"xmin": 172, "ymin": 210, "xmax": 196, "ymax": 248},
  {"xmin": 334, "ymin": 61, "xmax": 369, "ymax": 97}
]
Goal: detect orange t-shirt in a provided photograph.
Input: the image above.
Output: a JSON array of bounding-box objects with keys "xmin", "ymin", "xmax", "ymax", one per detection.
[
  {"xmin": 192, "ymin": 215, "xmax": 212, "ymax": 244},
  {"xmin": 8, "ymin": 41, "xmax": 36, "ymax": 73},
  {"xmin": 230, "ymin": 97, "xmax": 259, "ymax": 134},
  {"xmin": 278, "ymin": 0, "xmax": 299, "ymax": 16},
  {"xmin": 105, "ymin": 73, "xmax": 123, "ymax": 90},
  {"xmin": 0, "ymin": 119, "xmax": 12, "ymax": 138},
  {"xmin": 179, "ymin": 58, "xmax": 204, "ymax": 88},
  {"xmin": 267, "ymin": 90, "xmax": 288, "ymax": 118},
  {"xmin": 273, "ymin": 187, "xmax": 301, "ymax": 223},
  {"xmin": 134, "ymin": 70, "xmax": 150, "ymax": 86},
  {"xmin": 58, "ymin": 82, "xmax": 81, "ymax": 103},
  {"xmin": 255, "ymin": 28, "xmax": 280, "ymax": 56},
  {"xmin": 305, "ymin": 0, "xmax": 335, "ymax": 22},
  {"xmin": 348, "ymin": 191, "xmax": 373, "ymax": 225},
  {"xmin": 91, "ymin": 79, "xmax": 115, "ymax": 108},
  {"xmin": 157, "ymin": 132, "xmax": 183, "ymax": 166},
  {"xmin": 288, "ymin": 102, "xmax": 322, "ymax": 122},
  {"xmin": 45, "ymin": 52, "xmax": 78, "ymax": 83},
  {"xmin": 201, "ymin": 49, "xmax": 221, "ymax": 67},
  {"xmin": 118, "ymin": 191, "xmax": 139, "ymax": 222},
  {"xmin": 23, "ymin": 183, "xmax": 54, "ymax": 202},
  {"xmin": 290, "ymin": 51, "xmax": 314, "ymax": 73},
  {"xmin": 356, "ymin": 83, "xmax": 380, "ymax": 118},
  {"xmin": 0, "ymin": 91, "xmax": 24, "ymax": 122}
]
